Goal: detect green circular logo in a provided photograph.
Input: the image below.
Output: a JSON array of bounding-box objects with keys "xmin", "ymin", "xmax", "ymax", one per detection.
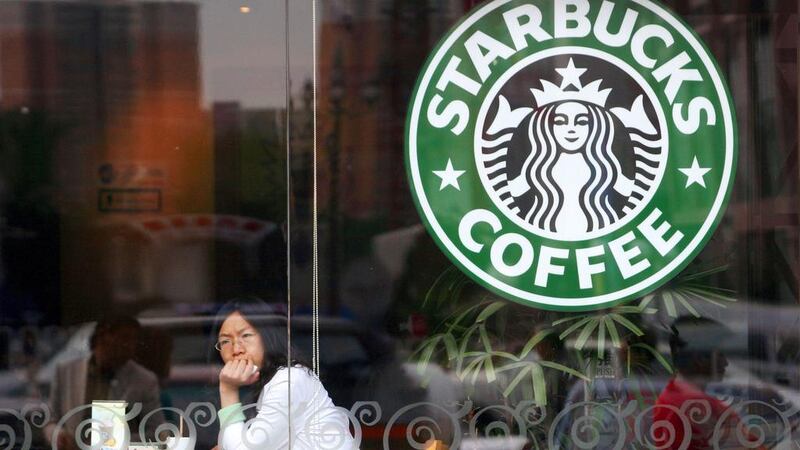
[{"xmin": 406, "ymin": 0, "xmax": 737, "ymax": 311}]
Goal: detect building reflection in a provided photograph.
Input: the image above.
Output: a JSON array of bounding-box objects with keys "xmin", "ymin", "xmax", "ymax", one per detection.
[
  {"xmin": 0, "ymin": 0, "xmax": 293, "ymax": 319},
  {"xmin": 0, "ymin": 1, "xmax": 292, "ymax": 447},
  {"xmin": 0, "ymin": 0, "xmax": 214, "ymax": 322}
]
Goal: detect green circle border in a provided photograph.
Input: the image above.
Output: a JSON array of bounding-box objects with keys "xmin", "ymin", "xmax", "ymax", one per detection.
[{"xmin": 404, "ymin": 0, "xmax": 739, "ymax": 311}]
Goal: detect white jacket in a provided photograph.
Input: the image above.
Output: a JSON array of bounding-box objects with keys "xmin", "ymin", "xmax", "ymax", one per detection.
[{"xmin": 219, "ymin": 367, "xmax": 358, "ymax": 450}]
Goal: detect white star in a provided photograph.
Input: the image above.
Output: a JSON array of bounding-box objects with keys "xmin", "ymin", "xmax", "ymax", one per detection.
[
  {"xmin": 556, "ymin": 58, "xmax": 587, "ymax": 90},
  {"xmin": 679, "ymin": 156, "xmax": 711, "ymax": 188},
  {"xmin": 433, "ymin": 159, "xmax": 466, "ymax": 191}
]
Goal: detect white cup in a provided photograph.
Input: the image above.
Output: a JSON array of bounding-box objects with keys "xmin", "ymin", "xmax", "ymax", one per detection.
[{"xmin": 165, "ymin": 437, "xmax": 193, "ymax": 450}]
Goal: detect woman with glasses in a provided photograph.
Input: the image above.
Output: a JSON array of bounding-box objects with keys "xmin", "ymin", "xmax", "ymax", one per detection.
[{"xmin": 211, "ymin": 299, "xmax": 357, "ymax": 450}]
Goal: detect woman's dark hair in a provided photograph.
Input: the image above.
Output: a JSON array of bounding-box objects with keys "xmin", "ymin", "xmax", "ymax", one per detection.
[{"xmin": 210, "ymin": 298, "xmax": 310, "ymax": 409}]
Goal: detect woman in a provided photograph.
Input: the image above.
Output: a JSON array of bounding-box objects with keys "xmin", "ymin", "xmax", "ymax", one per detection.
[{"xmin": 212, "ymin": 300, "xmax": 357, "ymax": 449}]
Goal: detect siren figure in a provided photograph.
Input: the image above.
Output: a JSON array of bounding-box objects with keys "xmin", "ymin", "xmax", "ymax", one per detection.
[
  {"xmin": 484, "ymin": 58, "xmax": 661, "ymax": 238},
  {"xmin": 511, "ymin": 99, "xmax": 634, "ymax": 235}
]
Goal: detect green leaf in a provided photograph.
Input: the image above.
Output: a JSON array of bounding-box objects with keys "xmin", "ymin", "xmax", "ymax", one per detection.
[
  {"xmin": 627, "ymin": 346, "xmax": 632, "ymax": 375},
  {"xmin": 471, "ymin": 356, "xmax": 488, "ymax": 385},
  {"xmin": 530, "ymin": 363, "xmax": 547, "ymax": 406},
  {"xmin": 674, "ymin": 291, "xmax": 700, "ymax": 317},
  {"xmin": 575, "ymin": 318, "xmax": 600, "ymax": 351},
  {"xmin": 419, "ymin": 375, "xmax": 432, "ymax": 389},
  {"xmin": 553, "ymin": 315, "xmax": 587, "ymax": 326},
  {"xmin": 485, "ymin": 353, "xmax": 496, "ymax": 383},
  {"xmin": 685, "ymin": 287, "xmax": 736, "ymax": 303},
  {"xmin": 613, "ymin": 306, "xmax": 647, "ymax": 314},
  {"xmin": 610, "ymin": 314, "xmax": 643, "ymax": 336},
  {"xmin": 519, "ymin": 329, "xmax": 555, "ymax": 360},
  {"xmin": 663, "ymin": 291, "xmax": 678, "ymax": 318},
  {"xmin": 416, "ymin": 337, "xmax": 440, "ymax": 376},
  {"xmin": 408, "ymin": 342, "xmax": 426, "ymax": 360},
  {"xmin": 632, "ymin": 343, "xmax": 673, "ymax": 374},
  {"xmin": 558, "ymin": 316, "xmax": 594, "ymax": 341},
  {"xmin": 496, "ymin": 361, "xmax": 530, "ymax": 373},
  {"xmin": 597, "ymin": 319, "xmax": 607, "ymax": 359},
  {"xmin": 615, "ymin": 304, "xmax": 657, "ymax": 315},
  {"xmin": 684, "ymin": 290, "xmax": 726, "ymax": 307},
  {"xmin": 476, "ymin": 301, "xmax": 507, "ymax": 323},
  {"xmin": 539, "ymin": 361, "xmax": 590, "ymax": 381},
  {"xmin": 503, "ymin": 366, "xmax": 530, "ymax": 398},
  {"xmin": 423, "ymin": 267, "xmax": 457, "ymax": 307},
  {"xmin": 639, "ymin": 294, "xmax": 655, "ymax": 309},
  {"xmin": 448, "ymin": 303, "xmax": 485, "ymax": 332},
  {"xmin": 686, "ymin": 284, "xmax": 735, "ymax": 294},
  {"xmin": 479, "ymin": 325, "xmax": 492, "ymax": 352},
  {"xmin": 521, "ymin": 378, "xmax": 534, "ymax": 403},
  {"xmin": 460, "ymin": 355, "xmax": 484, "ymax": 381},
  {"xmin": 456, "ymin": 327, "xmax": 474, "ymax": 373},
  {"xmin": 575, "ymin": 349, "xmax": 586, "ymax": 367},
  {"xmin": 443, "ymin": 333, "xmax": 458, "ymax": 361},
  {"xmin": 587, "ymin": 356, "xmax": 598, "ymax": 382},
  {"xmin": 604, "ymin": 316, "xmax": 621, "ymax": 348},
  {"xmin": 449, "ymin": 274, "xmax": 471, "ymax": 304},
  {"xmin": 680, "ymin": 265, "xmax": 729, "ymax": 281},
  {"xmin": 458, "ymin": 324, "xmax": 481, "ymax": 360},
  {"xmin": 491, "ymin": 351, "xmax": 519, "ymax": 362}
]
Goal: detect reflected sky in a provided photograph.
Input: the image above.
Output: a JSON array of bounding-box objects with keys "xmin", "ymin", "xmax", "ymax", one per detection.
[
  {"xmin": 0, "ymin": 0, "xmax": 313, "ymax": 108},
  {"xmin": 199, "ymin": 0, "xmax": 312, "ymax": 108}
]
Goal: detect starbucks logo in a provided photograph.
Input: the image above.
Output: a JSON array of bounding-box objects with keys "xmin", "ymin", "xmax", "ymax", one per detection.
[
  {"xmin": 406, "ymin": 0, "xmax": 737, "ymax": 310},
  {"xmin": 478, "ymin": 53, "xmax": 666, "ymax": 241}
]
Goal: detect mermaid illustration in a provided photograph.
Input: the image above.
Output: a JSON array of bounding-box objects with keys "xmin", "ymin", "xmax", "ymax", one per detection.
[{"xmin": 480, "ymin": 58, "xmax": 663, "ymax": 239}]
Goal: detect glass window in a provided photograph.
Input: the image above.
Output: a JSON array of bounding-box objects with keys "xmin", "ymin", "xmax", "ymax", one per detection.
[{"xmin": 0, "ymin": 1, "xmax": 797, "ymax": 449}]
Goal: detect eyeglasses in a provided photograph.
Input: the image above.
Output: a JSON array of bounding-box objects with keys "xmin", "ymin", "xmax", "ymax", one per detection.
[{"xmin": 215, "ymin": 331, "xmax": 257, "ymax": 352}]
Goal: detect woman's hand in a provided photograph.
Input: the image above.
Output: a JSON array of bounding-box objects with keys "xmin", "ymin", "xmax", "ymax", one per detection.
[
  {"xmin": 219, "ymin": 359, "xmax": 260, "ymax": 408},
  {"xmin": 220, "ymin": 359, "xmax": 260, "ymax": 388}
]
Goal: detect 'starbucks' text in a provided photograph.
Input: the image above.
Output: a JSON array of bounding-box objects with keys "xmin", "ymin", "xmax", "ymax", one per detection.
[{"xmin": 428, "ymin": 0, "xmax": 716, "ymax": 136}]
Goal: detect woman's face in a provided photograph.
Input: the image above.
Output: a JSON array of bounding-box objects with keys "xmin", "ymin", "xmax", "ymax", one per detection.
[
  {"xmin": 217, "ymin": 311, "xmax": 265, "ymax": 369},
  {"xmin": 552, "ymin": 102, "xmax": 590, "ymax": 152}
]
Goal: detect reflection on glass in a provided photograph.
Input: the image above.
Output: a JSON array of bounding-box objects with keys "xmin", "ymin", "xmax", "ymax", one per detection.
[
  {"xmin": 0, "ymin": 0, "xmax": 796, "ymax": 449},
  {"xmin": 306, "ymin": 0, "xmax": 800, "ymax": 448},
  {"xmin": 0, "ymin": 0, "xmax": 290, "ymax": 448}
]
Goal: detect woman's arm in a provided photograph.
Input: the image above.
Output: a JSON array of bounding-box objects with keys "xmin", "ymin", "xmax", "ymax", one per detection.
[
  {"xmin": 219, "ymin": 359, "xmax": 260, "ymax": 408},
  {"xmin": 217, "ymin": 359, "xmax": 261, "ymax": 450},
  {"xmin": 219, "ymin": 369, "xmax": 298, "ymax": 450}
]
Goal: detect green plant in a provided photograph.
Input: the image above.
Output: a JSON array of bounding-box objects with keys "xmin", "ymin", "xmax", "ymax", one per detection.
[
  {"xmin": 639, "ymin": 265, "xmax": 736, "ymax": 318},
  {"xmin": 552, "ymin": 305, "xmax": 655, "ymax": 359},
  {"xmin": 410, "ymin": 264, "xmax": 734, "ymax": 415},
  {"xmin": 411, "ymin": 300, "xmax": 587, "ymax": 406}
]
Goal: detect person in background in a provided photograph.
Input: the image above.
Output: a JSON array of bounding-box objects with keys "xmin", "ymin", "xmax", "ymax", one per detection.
[
  {"xmin": 43, "ymin": 315, "xmax": 165, "ymax": 448},
  {"xmin": 654, "ymin": 317, "xmax": 766, "ymax": 449},
  {"xmin": 212, "ymin": 299, "xmax": 357, "ymax": 450}
]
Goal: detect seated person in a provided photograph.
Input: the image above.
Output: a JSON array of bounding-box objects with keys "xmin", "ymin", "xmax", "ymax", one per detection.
[
  {"xmin": 44, "ymin": 315, "xmax": 166, "ymax": 448},
  {"xmin": 213, "ymin": 300, "xmax": 357, "ymax": 450}
]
